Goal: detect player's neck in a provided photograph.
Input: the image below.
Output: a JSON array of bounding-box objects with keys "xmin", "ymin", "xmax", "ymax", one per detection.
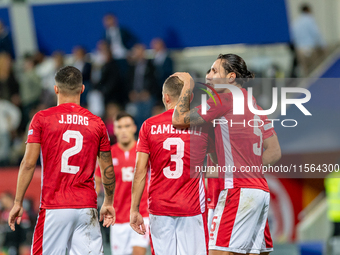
[
  {"xmin": 57, "ymin": 96, "xmax": 81, "ymax": 106},
  {"xmin": 166, "ymin": 102, "xmax": 177, "ymax": 111},
  {"xmin": 118, "ymin": 140, "xmax": 136, "ymax": 151}
]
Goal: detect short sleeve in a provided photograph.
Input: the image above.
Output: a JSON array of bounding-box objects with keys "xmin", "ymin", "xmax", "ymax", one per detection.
[
  {"xmin": 99, "ymin": 121, "xmax": 111, "ymax": 152},
  {"xmin": 26, "ymin": 112, "xmax": 43, "ymax": 144},
  {"xmin": 196, "ymin": 96, "xmax": 231, "ymax": 123},
  {"xmin": 262, "ymin": 117, "xmax": 277, "ymax": 140},
  {"xmin": 136, "ymin": 121, "xmax": 150, "ymax": 154}
]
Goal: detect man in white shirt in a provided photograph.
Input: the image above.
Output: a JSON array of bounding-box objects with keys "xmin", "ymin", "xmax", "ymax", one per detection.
[{"xmin": 292, "ymin": 4, "xmax": 326, "ymax": 76}]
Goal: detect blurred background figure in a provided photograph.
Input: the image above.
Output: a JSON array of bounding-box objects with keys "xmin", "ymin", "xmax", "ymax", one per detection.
[
  {"xmin": 104, "ymin": 102, "xmax": 120, "ymax": 145},
  {"xmin": 0, "ymin": 20, "xmax": 14, "ymax": 59},
  {"xmin": 150, "ymin": 38, "xmax": 173, "ymax": 91},
  {"xmin": 325, "ymin": 171, "xmax": 340, "ymax": 254},
  {"xmin": 19, "ymin": 54, "xmax": 42, "ymax": 129},
  {"xmin": 0, "ymin": 52, "xmax": 20, "ymax": 106},
  {"xmin": 103, "ymin": 13, "xmax": 137, "ymax": 78},
  {"xmin": 0, "ymin": 192, "xmax": 29, "ymax": 255},
  {"xmin": 72, "ymin": 46, "xmax": 92, "ymax": 106},
  {"xmin": 0, "ymin": 96, "xmax": 21, "ymax": 166},
  {"xmin": 36, "ymin": 51, "xmax": 64, "ymax": 107},
  {"xmin": 126, "ymin": 43, "xmax": 157, "ymax": 128},
  {"xmin": 95, "ymin": 44, "xmax": 122, "ymax": 106},
  {"xmin": 292, "ymin": 4, "xmax": 326, "ymax": 76}
]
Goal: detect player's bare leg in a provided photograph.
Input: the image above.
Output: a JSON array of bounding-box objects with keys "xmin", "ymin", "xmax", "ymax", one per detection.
[
  {"xmin": 209, "ymin": 251, "xmax": 239, "ymax": 255},
  {"xmin": 210, "ymin": 251, "xmax": 270, "ymax": 255},
  {"xmin": 132, "ymin": 246, "xmax": 147, "ymax": 255}
]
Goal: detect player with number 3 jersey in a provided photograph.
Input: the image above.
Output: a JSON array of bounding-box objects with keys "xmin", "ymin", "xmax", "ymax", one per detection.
[
  {"xmin": 8, "ymin": 66, "xmax": 116, "ymax": 255},
  {"xmin": 130, "ymin": 76, "xmax": 213, "ymax": 255}
]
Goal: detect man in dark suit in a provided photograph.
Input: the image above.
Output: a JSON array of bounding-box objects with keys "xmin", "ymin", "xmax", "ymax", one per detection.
[
  {"xmin": 150, "ymin": 38, "xmax": 173, "ymax": 90},
  {"xmin": 0, "ymin": 20, "xmax": 14, "ymax": 59},
  {"xmin": 126, "ymin": 44, "xmax": 158, "ymax": 127},
  {"xmin": 72, "ymin": 46, "xmax": 92, "ymax": 106},
  {"xmin": 103, "ymin": 14, "xmax": 138, "ymax": 78}
]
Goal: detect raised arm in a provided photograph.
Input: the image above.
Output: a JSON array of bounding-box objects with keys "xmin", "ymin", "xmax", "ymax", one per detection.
[
  {"xmin": 172, "ymin": 72, "xmax": 206, "ymax": 128},
  {"xmin": 262, "ymin": 135, "xmax": 281, "ymax": 166},
  {"xmin": 130, "ymin": 152, "xmax": 149, "ymax": 235},
  {"xmin": 97, "ymin": 151, "xmax": 116, "ymax": 227},
  {"xmin": 8, "ymin": 143, "xmax": 40, "ymax": 231}
]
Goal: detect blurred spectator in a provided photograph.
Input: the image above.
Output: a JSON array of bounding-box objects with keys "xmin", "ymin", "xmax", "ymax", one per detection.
[
  {"xmin": 19, "ymin": 54, "xmax": 42, "ymax": 128},
  {"xmin": 325, "ymin": 171, "xmax": 340, "ymax": 237},
  {"xmin": 95, "ymin": 46, "xmax": 122, "ymax": 105},
  {"xmin": 72, "ymin": 46, "xmax": 92, "ymax": 106},
  {"xmin": 103, "ymin": 13, "xmax": 137, "ymax": 60},
  {"xmin": 150, "ymin": 38, "xmax": 173, "ymax": 89},
  {"xmin": 0, "ymin": 20, "xmax": 14, "ymax": 59},
  {"xmin": 0, "ymin": 192, "xmax": 28, "ymax": 254},
  {"xmin": 103, "ymin": 14, "xmax": 138, "ymax": 78},
  {"xmin": 0, "ymin": 98, "xmax": 21, "ymax": 165},
  {"xmin": 0, "ymin": 52, "xmax": 20, "ymax": 106},
  {"xmin": 126, "ymin": 44, "xmax": 157, "ymax": 127},
  {"xmin": 36, "ymin": 51, "xmax": 64, "ymax": 107},
  {"xmin": 104, "ymin": 102, "xmax": 120, "ymax": 144},
  {"xmin": 91, "ymin": 40, "xmax": 110, "ymax": 84},
  {"xmin": 152, "ymin": 104, "xmax": 165, "ymax": 116},
  {"xmin": 292, "ymin": 4, "xmax": 326, "ymax": 76}
]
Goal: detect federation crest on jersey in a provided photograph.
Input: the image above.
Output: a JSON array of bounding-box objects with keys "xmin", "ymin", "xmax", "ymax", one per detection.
[{"xmin": 112, "ymin": 158, "xmax": 119, "ymax": 165}]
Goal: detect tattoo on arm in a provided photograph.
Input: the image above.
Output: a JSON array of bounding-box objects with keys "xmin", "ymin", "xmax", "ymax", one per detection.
[
  {"xmin": 104, "ymin": 165, "xmax": 114, "ymax": 180},
  {"xmin": 182, "ymin": 108, "xmax": 206, "ymax": 126},
  {"xmin": 102, "ymin": 181, "xmax": 115, "ymax": 196},
  {"xmin": 100, "ymin": 151, "xmax": 111, "ymax": 163},
  {"xmin": 178, "ymin": 88, "xmax": 191, "ymax": 113}
]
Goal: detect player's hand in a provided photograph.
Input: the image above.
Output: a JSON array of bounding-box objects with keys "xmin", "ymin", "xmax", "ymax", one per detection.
[
  {"xmin": 8, "ymin": 203, "xmax": 23, "ymax": 231},
  {"xmin": 99, "ymin": 204, "xmax": 116, "ymax": 227},
  {"xmin": 130, "ymin": 211, "xmax": 146, "ymax": 235},
  {"xmin": 171, "ymin": 72, "xmax": 195, "ymax": 90}
]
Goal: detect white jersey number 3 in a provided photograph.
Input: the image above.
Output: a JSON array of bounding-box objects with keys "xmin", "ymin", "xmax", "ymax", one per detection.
[
  {"xmin": 61, "ymin": 130, "xmax": 83, "ymax": 174},
  {"xmin": 163, "ymin": 138, "xmax": 184, "ymax": 179}
]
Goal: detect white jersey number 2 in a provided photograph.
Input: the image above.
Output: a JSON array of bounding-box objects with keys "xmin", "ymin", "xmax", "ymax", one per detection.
[
  {"xmin": 163, "ymin": 138, "xmax": 184, "ymax": 179},
  {"xmin": 61, "ymin": 130, "xmax": 83, "ymax": 174}
]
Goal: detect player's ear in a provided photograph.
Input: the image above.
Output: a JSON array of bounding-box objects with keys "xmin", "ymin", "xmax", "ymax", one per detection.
[
  {"xmin": 81, "ymin": 84, "xmax": 85, "ymax": 94},
  {"xmin": 54, "ymin": 85, "xmax": 59, "ymax": 95},
  {"xmin": 164, "ymin": 93, "xmax": 171, "ymax": 104},
  {"xmin": 227, "ymin": 72, "xmax": 236, "ymax": 84}
]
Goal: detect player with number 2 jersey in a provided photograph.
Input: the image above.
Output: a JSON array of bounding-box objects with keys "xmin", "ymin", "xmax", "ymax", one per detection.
[{"xmin": 8, "ymin": 66, "xmax": 115, "ymax": 255}]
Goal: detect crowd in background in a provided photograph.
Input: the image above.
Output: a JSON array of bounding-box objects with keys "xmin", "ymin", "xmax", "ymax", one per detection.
[
  {"xmin": 0, "ymin": 13, "xmax": 173, "ymax": 167},
  {"xmin": 0, "ymin": 3, "xmax": 332, "ymax": 254}
]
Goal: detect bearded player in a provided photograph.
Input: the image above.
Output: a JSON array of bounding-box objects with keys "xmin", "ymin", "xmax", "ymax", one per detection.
[
  {"xmin": 8, "ymin": 66, "xmax": 115, "ymax": 255},
  {"xmin": 172, "ymin": 54, "xmax": 281, "ymax": 255},
  {"xmin": 95, "ymin": 112, "xmax": 149, "ymax": 255},
  {"xmin": 130, "ymin": 76, "xmax": 214, "ymax": 255}
]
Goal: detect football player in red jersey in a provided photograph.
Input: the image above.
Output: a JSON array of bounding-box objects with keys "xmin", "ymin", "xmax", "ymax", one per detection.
[
  {"xmin": 8, "ymin": 66, "xmax": 116, "ymax": 255},
  {"xmin": 130, "ymin": 76, "xmax": 213, "ymax": 255},
  {"xmin": 172, "ymin": 54, "xmax": 281, "ymax": 255},
  {"xmin": 95, "ymin": 112, "xmax": 149, "ymax": 255}
]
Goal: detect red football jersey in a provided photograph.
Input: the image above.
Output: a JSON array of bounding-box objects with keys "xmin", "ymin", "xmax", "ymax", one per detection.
[
  {"xmin": 206, "ymin": 156, "xmax": 224, "ymax": 210},
  {"xmin": 95, "ymin": 142, "xmax": 148, "ymax": 223},
  {"xmin": 197, "ymin": 88, "xmax": 273, "ymax": 192},
  {"xmin": 206, "ymin": 107, "xmax": 276, "ymax": 209},
  {"xmin": 137, "ymin": 109, "xmax": 212, "ymax": 217},
  {"xmin": 27, "ymin": 103, "xmax": 111, "ymax": 209}
]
